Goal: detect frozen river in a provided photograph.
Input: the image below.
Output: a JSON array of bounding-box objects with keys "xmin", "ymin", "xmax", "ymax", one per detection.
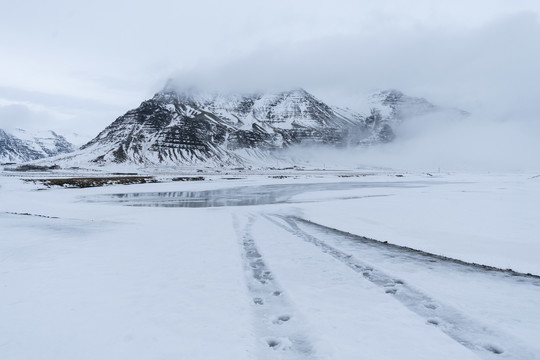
[{"xmin": 88, "ymin": 181, "xmax": 428, "ymax": 208}]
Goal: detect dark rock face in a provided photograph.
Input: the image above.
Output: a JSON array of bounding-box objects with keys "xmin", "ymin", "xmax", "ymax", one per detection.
[
  {"xmin": 78, "ymin": 87, "xmax": 456, "ymax": 166},
  {"xmin": 0, "ymin": 129, "xmax": 75, "ymax": 163}
]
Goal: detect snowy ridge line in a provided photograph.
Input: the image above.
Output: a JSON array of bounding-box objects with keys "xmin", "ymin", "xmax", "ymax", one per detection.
[
  {"xmin": 233, "ymin": 214, "xmax": 317, "ymax": 359},
  {"xmin": 266, "ymin": 214, "xmax": 535, "ymax": 360},
  {"xmin": 292, "ymin": 217, "xmax": 540, "ymax": 279}
]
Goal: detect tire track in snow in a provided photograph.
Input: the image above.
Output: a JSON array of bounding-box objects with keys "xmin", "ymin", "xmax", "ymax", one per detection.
[
  {"xmin": 266, "ymin": 214, "xmax": 536, "ymax": 360},
  {"xmin": 234, "ymin": 214, "xmax": 317, "ymax": 360},
  {"xmin": 292, "ymin": 217, "xmax": 540, "ymax": 280}
]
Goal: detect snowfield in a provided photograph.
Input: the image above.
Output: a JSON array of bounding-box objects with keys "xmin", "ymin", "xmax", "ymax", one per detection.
[{"xmin": 1, "ymin": 169, "xmax": 539, "ymax": 359}]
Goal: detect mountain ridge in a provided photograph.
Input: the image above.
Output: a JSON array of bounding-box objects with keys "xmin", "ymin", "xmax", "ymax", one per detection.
[
  {"xmin": 0, "ymin": 128, "xmax": 75, "ymax": 163},
  {"xmin": 43, "ymin": 86, "xmax": 465, "ymax": 168},
  {"xmin": 79, "ymin": 87, "xmax": 387, "ymax": 166}
]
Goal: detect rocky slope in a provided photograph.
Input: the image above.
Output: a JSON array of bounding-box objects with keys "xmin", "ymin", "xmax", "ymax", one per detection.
[{"xmin": 0, "ymin": 128, "xmax": 75, "ymax": 163}]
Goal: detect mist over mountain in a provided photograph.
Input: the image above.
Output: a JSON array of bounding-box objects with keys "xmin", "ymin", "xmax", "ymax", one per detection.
[{"xmin": 47, "ymin": 84, "xmax": 466, "ymax": 168}]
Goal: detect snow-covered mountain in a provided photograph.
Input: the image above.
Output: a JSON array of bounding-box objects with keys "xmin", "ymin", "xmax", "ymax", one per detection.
[
  {"xmin": 55, "ymin": 86, "xmax": 461, "ymax": 167},
  {"xmin": 0, "ymin": 128, "xmax": 76, "ymax": 163}
]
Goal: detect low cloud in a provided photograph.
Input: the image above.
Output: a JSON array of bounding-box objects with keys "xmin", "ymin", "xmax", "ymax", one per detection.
[
  {"xmin": 169, "ymin": 12, "xmax": 540, "ymax": 172},
  {"xmin": 284, "ymin": 111, "xmax": 540, "ymax": 172},
  {"xmin": 170, "ymin": 12, "xmax": 540, "ymax": 117},
  {"xmin": 0, "ymin": 103, "xmax": 58, "ymax": 131},
  {"xmin": 0, "ymin": 101, "xmax": 108, "ymax": 145}
]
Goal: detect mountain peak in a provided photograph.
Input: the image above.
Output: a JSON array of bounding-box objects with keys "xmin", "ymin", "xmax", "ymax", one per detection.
[
  {"xmin": 286, "ymin": 87, "xmax": 309, "ymax": 96},
  {"xmin": 156, "ymin": 81, "xmax": 314, "ymax": 102}
]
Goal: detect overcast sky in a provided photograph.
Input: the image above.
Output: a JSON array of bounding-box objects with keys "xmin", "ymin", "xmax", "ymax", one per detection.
[{"xmin": 1, "ymin": 0, "xmax": 539, "ymax": 147}]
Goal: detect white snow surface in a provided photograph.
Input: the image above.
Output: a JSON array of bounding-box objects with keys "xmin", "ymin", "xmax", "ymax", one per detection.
[
  {"xmin": 1, "ymin": 169, "xmax": 539, "ymax": 359},
  {"xmin": 292, "ymin": 172, "xmax": 540, "ymax": 275}
]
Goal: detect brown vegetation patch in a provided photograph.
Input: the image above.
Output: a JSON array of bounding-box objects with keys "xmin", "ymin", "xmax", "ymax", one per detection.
[
  {"xmin": 24, "ymin": 176, "xmax": 157, "ymax": 188},
  {"xmin": 171, "ymin": 176, "xmax": 205, "ymax": 182}
]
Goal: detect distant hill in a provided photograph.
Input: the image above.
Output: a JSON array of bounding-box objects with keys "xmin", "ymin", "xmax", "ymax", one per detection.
[{"xmin": 0, "ymin": 128, "xmax": 75, "ymax": 163}]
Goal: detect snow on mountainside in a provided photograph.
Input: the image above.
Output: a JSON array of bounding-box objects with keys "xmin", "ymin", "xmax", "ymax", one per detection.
[
  {"xmin": 0, "ymin": 128, "xmax": 76, "ymax": 163},
  {"xmin": 73, "ymin": 87, "xmax": 377, "ymax": 167},
  {"xmin": 368, "ymin": 89, "xmax": 469, "ymax": 124},
  {"xmin": 49, "ymin": 86, "xmax": 464, "ymax": 167}
]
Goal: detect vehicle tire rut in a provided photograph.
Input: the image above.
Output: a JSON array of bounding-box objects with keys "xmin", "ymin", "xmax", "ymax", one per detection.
[{"xmin": 266, "ymin": 214, "xmax": 536, "ymax": 360}]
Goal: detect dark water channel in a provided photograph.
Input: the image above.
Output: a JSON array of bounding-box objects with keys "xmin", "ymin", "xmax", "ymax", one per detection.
[{"xmin": 87, "ymin": 181, "xmax": 432, "ymax": 208}]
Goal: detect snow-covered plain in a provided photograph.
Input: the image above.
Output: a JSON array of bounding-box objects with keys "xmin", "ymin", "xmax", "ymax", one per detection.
[{"xmin": 1, "ymin": 169, "xmax": 539, "ymax": 359}]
